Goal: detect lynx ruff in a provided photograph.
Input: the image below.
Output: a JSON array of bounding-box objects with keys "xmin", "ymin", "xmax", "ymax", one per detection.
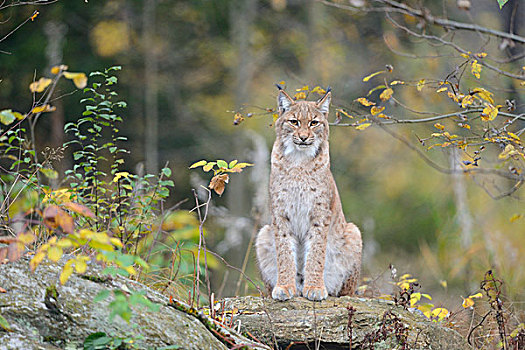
[{"xmin": 255, "ymin": 88, "xmax": 362, "ymax": 301}]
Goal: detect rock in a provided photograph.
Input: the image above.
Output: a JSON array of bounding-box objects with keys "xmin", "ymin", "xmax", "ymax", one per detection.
[
  {"xmin": 221, "ymin": 296, "xmax": 470, "ymax": 349},
  {"xmin": 0, "ymin": 258, "xmax": 268, "ymax": 350}
]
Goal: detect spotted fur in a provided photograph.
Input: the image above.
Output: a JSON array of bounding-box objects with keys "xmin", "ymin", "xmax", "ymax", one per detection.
[{"xmin": 255, "ymin": 90, "xmax": 362, "ymax": 301}]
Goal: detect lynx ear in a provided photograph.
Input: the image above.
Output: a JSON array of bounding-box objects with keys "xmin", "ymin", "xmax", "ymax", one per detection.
[
  {"xmin": 277, "ymin": 90, "xmax": 294, "ymax": 114},
  {"xmin": 316, "ymin": 90, "xmax": 331, "ymax": 116}
]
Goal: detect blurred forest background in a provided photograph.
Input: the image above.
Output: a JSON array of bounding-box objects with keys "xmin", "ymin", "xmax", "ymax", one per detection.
[{"xmin": 1, "ymin": 0, "xmax": 524, "ymax": 323}]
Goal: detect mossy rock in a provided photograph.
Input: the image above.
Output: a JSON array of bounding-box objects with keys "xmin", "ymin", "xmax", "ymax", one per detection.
[{"xmin": 221, "ymin": 296, "xmax": 470, "ymax": 349}]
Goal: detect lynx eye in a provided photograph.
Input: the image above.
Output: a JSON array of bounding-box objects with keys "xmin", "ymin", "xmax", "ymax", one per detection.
[
  {"xmin": 309, "ymin": 120, "xmax": 319, "ymax": 127},
  {"xmin": 289, "ymin": 119, "xmax": 299, "ymax": 126}
]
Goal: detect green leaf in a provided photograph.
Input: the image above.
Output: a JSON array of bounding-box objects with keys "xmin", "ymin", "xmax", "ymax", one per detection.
[
  {"xmin": 39, "ymin": 168, "xmax": 59, "ymax": 180},
  {"xmin": 162, "ymin": 167, "xmax": 172, "ymax": 177},
  {"xmin": 0, "ymin": 314, "xmax": 11, "ymax": 331},
  {"xmin": 497, "ymin": 0, "xmax": 509, "ymax": 9},
  {"xmin": 94, "ymin": 289, "xmax": 111, "ymax": 302},
  {"xmin": 229, "ymin": 160, "xmax": 238, "ymax": 169},
  {"xmin": 216, "ymin": 160, "xmax": 228, "ymax": 169}
]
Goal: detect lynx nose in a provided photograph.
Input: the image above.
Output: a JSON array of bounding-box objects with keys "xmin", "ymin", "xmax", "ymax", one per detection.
[{"xmin": 299, "ymin": 135, "xmax": 308, "ymax": 142}]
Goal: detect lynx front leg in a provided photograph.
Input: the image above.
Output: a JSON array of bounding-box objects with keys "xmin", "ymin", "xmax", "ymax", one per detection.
[
  {"xmin": 303, "ymin": 218, "xmax": 330, "ymax": 301},
  {"xmin": 272, "ymin": 217, "xmax": 298, "ymax": 301}
]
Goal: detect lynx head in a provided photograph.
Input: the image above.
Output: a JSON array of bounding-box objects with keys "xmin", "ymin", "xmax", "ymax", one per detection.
[{"xmin": 275, "ymin": 88, "xmax": 331, "ymax": 160}]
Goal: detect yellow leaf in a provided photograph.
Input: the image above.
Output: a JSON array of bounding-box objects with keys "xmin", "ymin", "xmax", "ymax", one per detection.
[
  {"xmin": 31, "ymin": 104, "xmax": 56, "ymax": 114},
  {"xmin": 421, "ymin": 293, "xmax": 432, "ymax": 300},
  {"xmin": 379, "ymin": 88, "xmax": 393, "ymax": 101},
  {"xmin": 377, "ymin": 113, "xmax": 389, "ymax": 119},
  {"xmin": 336, "ymin": 109, "xmax": 354, "ymax": 119},
  {"xmin": 29, "ymin": 77, "xmax": 52, "ymax": 93},
  {"xmin": 481, "ymin": 104, "xmax": 498, "ymax": 121},
  {"xmin": 507, "ymin": 132, "xmax": 520, "ymax": 141},
  {"xmin": 356, "ymin": 97, "xmax": 375, "ymax": 106},
  {"xmin": 436, "ymin": 87, "xmax": 447, "ymax": 93},
  {"xmin": 475, "ymin": 52, "xmax": 487, "ymax": 58},
  {"xmin": 362, "ymin": 70, "xmax": 385, "ymax": 82},
  {"xmin": 470, "ymin": 292, "xmax": 483, "ymax": 299},
  {"xmin": 460, "ymin": 53, "xmax": 470, "ymax": 59},
  {"xmin": 471, "ymin": 60, "xmax": 482, "ymax": 79},
  {"xmin": 434, "ymin": 123, "xmax": 445, "ymax": 130},
  {"xmin": 74, "ymin": 258, "xmax": 87, "ymax": 273},
  {"xmin": 110, "ymin": 238, "xmax": 123, "ymax": 247},
  {"xmin": 462, "ymin": 297, "xmax": 474, "ymax": 308},
  {"xmin": 311, "ymin": 86, "xmax": 326, "ymax": 94},
  {"xmin": 440, "ymin": 280, "xmax": 447, "ymax": 288},
  {"xmin": 56, "ymin": 238, "xmax": 73, "ymax": 248},
  {"xmin": 18, "ymin": 232, "xmax": 35, "ymax": 245},
  {"xmin": 30, "ymin": 251, "xmax": 46, "ymax": 271},
  {"xmin": 63, "ymin": 72, "xmax": 88, "ymax": 89},
  {"xmin": 278, "ymin": 80, "xmax": 285, "ymax": 85},
  {"xmin": 400, "ymin": 273, "xmax": 412, "ymax": 279},
  {"xmin": 432, "ymin": 307, "xmax": 449, "ymax": 320},
  {"xmin": 510, "ymin": 214, "xmax": 522, "ymax": 223},
  {"xmin": 233, "ymin": 112, "xmax": 244, "ymax": 125},
  {"xmin": 371, "ymin": 106, "xmax": 385, "ymax": 115},
  {"xmin": 47, "ymin": 246, "xmax": 63, "ymax": 262},
  {"xmin": 410, "ymin": 292, "xmax": 421, "ymax": 306},
  {"xmin": 112, "ymin": 171, "xmax": 130, "ymax": 182},
  {"xmin": 416, "ymin": 79, "xmax": 425, "ymax": 91},
  {"xmin": 50, "ymin": 65, "xmax": 68, "ymax": 74},
  {"xmin": 390, "ymin": 80, "xmax": 404, "ymax": 85},
  {"xmin": 203, "ymin": 163, "xmax": 215, "ymax": 172},
  {"xmin": 498, "ymin": 144, "xmax": 518, "ymax": 159},
  {"xmin": 296, "ymin": 85, "xmax": 309, "ymax": 92},
  {"xmin": 461, "ymin": 95, "xmax": 474, "ymax": 108},
  {"xmin": 60, "ymin": 260, "xmax": 74, "ymax": 284},
  {"xmin": 472, "ymin": 88, "xmax": 494, "ymax": 104},
  {"xmin": 124, "ymin": 265, "xmax": 136, "ymax": 275},
  {"xmin": 272, "ymin": 113, "xmax": 279, "ymax": 122},
  {"xmin": 355, "ymin": 123, "xmax": 371, "ymax": 130},
  {"xmin": 399, "ymin": 282, "xmax": 410, "ymax": 291},
  {"xmin": 294, "ymin": 91, "xmax": 306, "ymax": 100}
]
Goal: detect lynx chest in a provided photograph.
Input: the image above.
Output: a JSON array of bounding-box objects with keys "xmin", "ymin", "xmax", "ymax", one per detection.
[{"xmin": 272, "ymin": 168, "xmax": 326, "ymax": 239}]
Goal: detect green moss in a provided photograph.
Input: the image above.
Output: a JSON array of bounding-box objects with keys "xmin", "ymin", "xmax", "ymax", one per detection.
[
  {"xmin": 45, "ymin": 284, "xmax": 58, "ymax": 299},
  {"xmin": 80, "ymin": 274, "xmax": 111, "ymax": 284}
]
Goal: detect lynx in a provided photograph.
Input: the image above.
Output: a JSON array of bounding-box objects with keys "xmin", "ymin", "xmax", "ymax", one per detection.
[{"xmin": 255, "ymin": 88, "xmax": 362, "ymax": 301}]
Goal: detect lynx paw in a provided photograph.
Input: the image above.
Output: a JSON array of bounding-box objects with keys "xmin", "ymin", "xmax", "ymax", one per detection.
[
  {"xmin": 302, "ymin": 285, "xmax": 328, "ymax": 301},
  {"xmin": 272, "ymin": 284, "xmax": 297, "ymax": 301}
]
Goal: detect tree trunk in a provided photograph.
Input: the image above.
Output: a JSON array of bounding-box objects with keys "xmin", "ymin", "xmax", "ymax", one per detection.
[{"xmin": 143, "ymin": 0, "xmax": 159, "ymax": 174}]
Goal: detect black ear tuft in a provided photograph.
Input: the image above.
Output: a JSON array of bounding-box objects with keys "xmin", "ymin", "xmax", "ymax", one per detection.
[
  {"xmin": 325, "ymin": 86, "xmax": 332, "ymax": 93},
  {"xmin": 275, "ymin": 83, "xmax": 283, "ymax": 91}
]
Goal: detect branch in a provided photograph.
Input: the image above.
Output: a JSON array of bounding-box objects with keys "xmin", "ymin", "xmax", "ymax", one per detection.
[
  {"xmin": 0, "ymin": 0, "xmax": 57, "ymax": 11},
  {"xmin": 377, "ymin": 0, "xmax": 525, "ymax": 44}
]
